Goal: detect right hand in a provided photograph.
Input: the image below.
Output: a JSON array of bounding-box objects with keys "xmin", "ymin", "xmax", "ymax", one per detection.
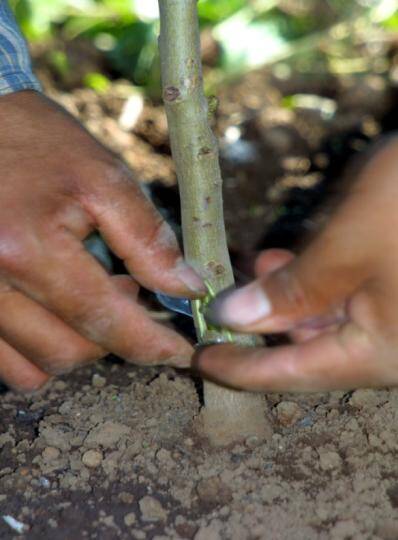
[{"xmin": 0, "ymin": 90, "xmax": 205, "ymax": 392}]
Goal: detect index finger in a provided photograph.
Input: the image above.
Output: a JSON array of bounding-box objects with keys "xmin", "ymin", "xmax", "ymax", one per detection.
[
  {"xmin": 78, "ymin": 160, "xmax": 205, "ymax": 297},
  {"xmin": 194, "ymin": 322, "xmax": 387, "ymax": 392}
]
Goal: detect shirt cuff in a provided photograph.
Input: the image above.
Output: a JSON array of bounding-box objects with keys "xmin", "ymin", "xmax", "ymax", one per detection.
[
  {"xmin": 0, "ymin": 1, "xmax": 42, "ymax": 96},
  {"xmin": 0, "ymin": 70, "xmax": 42, "ymax": 96}
]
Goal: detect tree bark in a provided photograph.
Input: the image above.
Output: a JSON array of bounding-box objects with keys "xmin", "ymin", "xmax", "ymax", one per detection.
[{"xmin": 157, "ymin": 0, "xmax": 272, "ymax": 446}]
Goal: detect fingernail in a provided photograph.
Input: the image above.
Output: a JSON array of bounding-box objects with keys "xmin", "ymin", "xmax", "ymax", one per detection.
[
  {"xmin": 206, "ymin": 282, "xmax": 271, "ymax": 327},
  {"xmin": 175, "ymin": 260, "xmax": 206, "ymax": 293}
]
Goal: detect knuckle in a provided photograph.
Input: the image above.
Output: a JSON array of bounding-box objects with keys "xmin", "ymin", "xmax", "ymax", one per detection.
[
  {"xmin": 78, "ymin": 158, "xmax": 141, "ymax": 215},
  {"xmin": 69, "ymin": 303, "xmax": 113, "ymax": 342},
  {"xmin": 143, "ymin": 217, "xmax": 178, "ymax": 254}
]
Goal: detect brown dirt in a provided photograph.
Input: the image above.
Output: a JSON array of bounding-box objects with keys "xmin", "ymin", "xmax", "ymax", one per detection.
[
  {"xmin": 2, "ymin": 362, "xmax": 398, "ymax": 539},
  {"xmin": 1, "ymin": 36, "xmax": 398, "ymax": 540}
]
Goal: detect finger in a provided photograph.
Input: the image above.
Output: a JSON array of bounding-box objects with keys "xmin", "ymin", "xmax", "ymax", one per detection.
[
  {"xmin": 194, "ymin": 321, "xmax": 387, "ymax": 392},
  {"xmin": 0, "ymin": 338, "xmax": 49, "ymax": 392},
  {"xmin": 253, "ymin": 249, "xmax": 296, "ymax": 332},
  {"xmin": 206, "ymin": 245, "xmax": 366, "ymax": 334},
  {"xmin": 111, "ymin": 274, "xmax": 140, "ymax": 299},
  {"xmin": 78, "ymin": 161, "xmax": 205, "ymax": 297},
  {"xmin": 206, "ymin": 216, "xmax": 369, "ymax": 333},
  {"xmin": 254, "ymin": 249, "xmax": 295, "ymax": 277},
  {"xmin": 7, "ymin": 233, "xmax": 193, "ymax": 367},
  {"xmin": 0, "ymin": 276, "xmax": 139, "ymax": 376},
  {"xmin": 0, "ymin": 284, "xmax": 105, "ymax": 375},
  {"xmin": 203, "ymin": 249, "xmax": 295, "ymax": 331}
]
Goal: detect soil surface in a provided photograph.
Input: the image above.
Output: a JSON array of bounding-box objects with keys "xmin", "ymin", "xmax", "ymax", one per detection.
[
  {"xmin": 2, "ymin": 364, "xmax": 398, "ymax": 540},
  {"xmin": 1, "ymin": 34, "xmax": 398, "ymax": 540}
]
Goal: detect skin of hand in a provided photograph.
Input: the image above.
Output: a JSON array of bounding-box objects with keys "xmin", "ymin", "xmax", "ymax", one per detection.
[
  {"xmin": 0, "ymin": 90, "xmax": 206, "ymax": 392},
  {"xmin": 195, "ymin": 134, "xmax": 398, "ymax": 393}
]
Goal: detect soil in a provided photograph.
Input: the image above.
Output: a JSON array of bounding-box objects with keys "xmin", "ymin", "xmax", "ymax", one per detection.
[
  {"xmin": 2, "ymin": 364, "xmax": 398, "ymax": 540},
  {"xmin": 1, "ymin": 32, "xmax": 398, "ymax": 540}
]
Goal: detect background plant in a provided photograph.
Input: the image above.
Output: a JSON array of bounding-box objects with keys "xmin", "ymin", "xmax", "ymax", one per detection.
[{"xmin": 10, "ymin": 0, "xmax": 397, "ymax": 97}]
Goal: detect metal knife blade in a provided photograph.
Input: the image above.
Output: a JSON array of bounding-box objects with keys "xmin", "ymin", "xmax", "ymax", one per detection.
[{"xmin": 155, "ymin": 293, "xmax": 193, "ymax": 318}]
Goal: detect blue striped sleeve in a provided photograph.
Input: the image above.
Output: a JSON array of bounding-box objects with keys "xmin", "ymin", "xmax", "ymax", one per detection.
[{"xmin": 0, "ymin": 1, "xmax": 41, "ymax": 95}]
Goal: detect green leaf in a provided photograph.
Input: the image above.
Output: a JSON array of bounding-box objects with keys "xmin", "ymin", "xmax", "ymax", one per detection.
[
  {"xmin": 48, "ymin": 50, "xmax": 70, "ymax": 77},
  {"xmin": 381, "ymin": 12, "xmax": 398, "ymax": 29},
  {"xmin": 197, "ymin": 0, "xmax": 246, "ymax": 24},
  {"xmin": 83, "ymin": 72, "xmax": 111, "ymax": 93}
]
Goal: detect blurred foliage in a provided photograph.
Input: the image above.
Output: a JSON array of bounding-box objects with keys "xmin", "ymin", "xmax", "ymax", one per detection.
[{"xmin": 8, "ymin": 0, "xmax": 397, "ymax": 95}]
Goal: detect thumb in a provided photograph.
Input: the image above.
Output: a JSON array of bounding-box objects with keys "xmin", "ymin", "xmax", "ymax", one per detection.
[
  {"xmin": 205, "ymin": 136, "xmax": 398, "ymax": 333},
  {"xmin": 206, "ymin": 237, "xmax": 369, "ymax": 334}
]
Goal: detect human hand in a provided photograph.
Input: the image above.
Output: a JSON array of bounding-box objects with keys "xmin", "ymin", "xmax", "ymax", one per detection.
[
  {"xmin": 0, "ymin": 91, "xmax": 205, "ymax": 391},
  {"xmin": 196, "ymin": 135, "xmax": 398, "ymax": 392}
]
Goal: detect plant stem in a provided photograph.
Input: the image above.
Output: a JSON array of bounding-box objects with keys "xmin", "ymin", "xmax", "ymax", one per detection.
[{"xmin": 158, "ymin": 0, "xmax": 272, "ymax": 446}]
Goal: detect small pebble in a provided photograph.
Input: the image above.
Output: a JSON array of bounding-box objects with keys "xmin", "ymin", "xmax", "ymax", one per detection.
[
  {"xmin": 92, "ymin": 374, "xmax": 106, "ymax": 388},
  {"xmin": 156, "ymin": 448, "xmax": 174, "ymax": 467},
  {"xmin": 101, "ymin": 515, "xmax": 116, "ymax": 528},
  {"xmin": 275, "ymin": 401, "xmax": 304, "ymax": 427},
  {"xmin": 139, "ymin": 496, "xmax": 167, "ymax": 522},
  {"xmin": 194, "ymin": 521, "xmax": 221, "ymax": 540},
  {"xmin": 119, "ymin": 492, "xmax": 134, "ymax": 504},
  {"xmin": 124, "ymin": 512, "xmax": 136, "ymax": 527},
  {"xmin": 319, "ymin": 450, "xmax": 342, "ymax": 471},
  {"xmin": 196, "ymin": 476, "xmax": 232, "ymax": 508},
  {"xmin": 41, "ymin": 446, "xmax": 61, "ymax": 461},
  {"xmin": 245, "ymin": 435, "xmax": 260, "ymax": 449},
  {"xmin": 39, "ymin": 476, "xmax": 50, "ymax": 488},
  {"xmin": 53, "ymin": 381, "xmax": 67, "ymax": 391},
  {"xmin": 131, "ymin": 529, "xmax": 146, "ymax": 539},
  {"xmin": 82, "ymin": 450, "xmax": 103, "ymax": 468},
  {"xmin": 349, "ymin": 389, "xmax": 381, "ymax": 409}
]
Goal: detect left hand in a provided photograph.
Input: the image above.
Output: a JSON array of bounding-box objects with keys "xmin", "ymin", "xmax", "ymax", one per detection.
[{"xmin": 194, "ymin": 135, "xmax": 398, "ymax": 393}]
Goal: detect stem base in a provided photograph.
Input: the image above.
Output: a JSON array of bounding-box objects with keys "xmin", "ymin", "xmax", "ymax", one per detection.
[{"xmin": 199, "ymin": 382, "xmax": 272, "ymax": 447}]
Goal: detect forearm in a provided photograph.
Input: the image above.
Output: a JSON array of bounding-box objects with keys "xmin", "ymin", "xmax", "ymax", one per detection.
[{"xmin": 0, "ymin": 1, "xmax": 41, "ymax": 95}]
